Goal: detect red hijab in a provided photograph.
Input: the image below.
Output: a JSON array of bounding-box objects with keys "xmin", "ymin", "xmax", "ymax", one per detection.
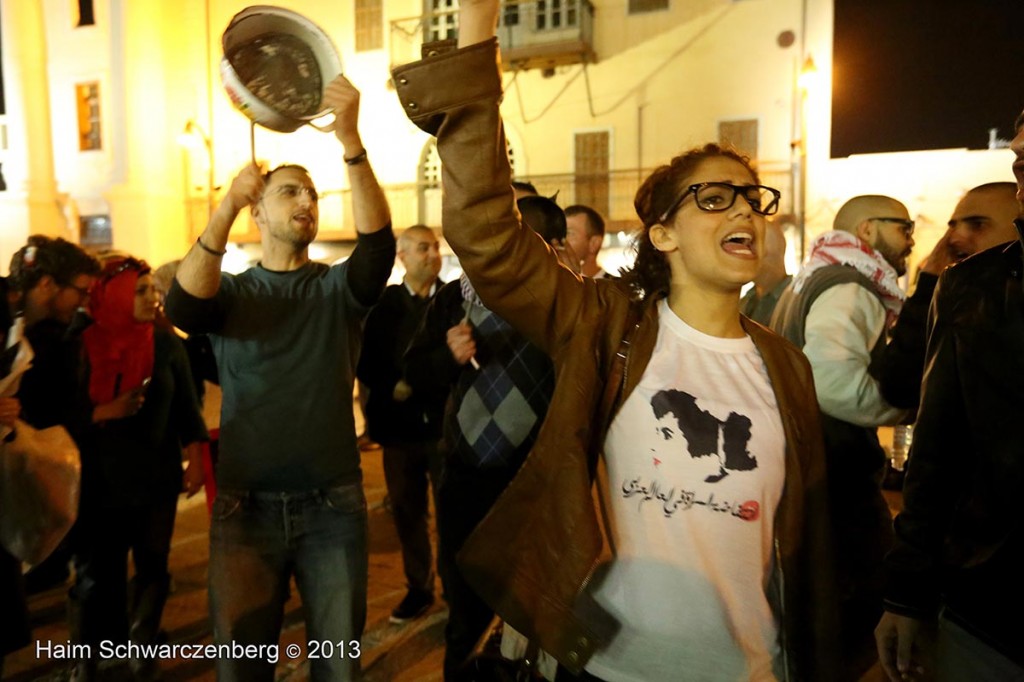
[{"xmin": 83, "ymin": 258, "xmax": 154, "ymax": 405}]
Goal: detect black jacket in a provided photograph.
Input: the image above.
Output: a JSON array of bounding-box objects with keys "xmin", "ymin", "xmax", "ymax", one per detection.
[
  {"xmin": 877, "ymin": 272, "xmax": 938, "ymax": 411},
  {"xmin": 82, "ymin": 329, "xmax": 208, "ymax": 509},
  {"xmin": 357, "ymin": 280, "xmax": 445, "ymax": 446},
  {"xmin": 884, "ymin": 231, "xmax": 1024, "ymax": 664},
  {"xmin": 0, "ymin": 277, "xmax": 30, "ymax": 656},
  {"xmin": 19, "ymin": 318, "xmax": 92, "ymax": 441}
]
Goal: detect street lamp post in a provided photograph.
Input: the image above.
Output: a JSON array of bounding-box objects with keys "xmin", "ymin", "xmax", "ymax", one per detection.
[{"xmin": 795, "ymin": 54, "xmax": 817, "ymax": 263}]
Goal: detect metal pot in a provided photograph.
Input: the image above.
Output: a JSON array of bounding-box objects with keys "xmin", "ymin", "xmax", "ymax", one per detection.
[{"xmin": 220, "ymin": 5, "xmax": 343, "ymax": 134}]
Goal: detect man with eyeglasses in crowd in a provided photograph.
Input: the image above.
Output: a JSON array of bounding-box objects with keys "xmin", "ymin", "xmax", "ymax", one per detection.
[
  {"xmin": 1, "ymin": 236, "xmax": 100, "ymax": 674},
  {"xmin": 877, "ymin": 182, "xmax": 1021, "ymax": 410},
  {"xmin": 165, "ymin": 75, "xmax": 394, "ymax": 682},
  {"xmin": 770, "ymin": 195, "xmax": 914, "ymax": 680}
]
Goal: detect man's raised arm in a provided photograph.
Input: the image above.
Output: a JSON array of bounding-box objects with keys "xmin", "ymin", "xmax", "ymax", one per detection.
[
  {"xmin": 325, "ymin": 75, "xmax": 395, "ymax": 306},
  {"xmin": 458, "ymin": 0, "xmax": 500, "ymax": 49},
  {"xmin": 175, "ymin": 164, "xmax": 264, "ymax": 299},
  {"xmin": 325, "ymin": 75, "xmax": 390, "ymax": 236}
]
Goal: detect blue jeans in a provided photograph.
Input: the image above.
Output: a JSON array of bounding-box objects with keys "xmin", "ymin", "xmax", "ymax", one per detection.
[{"xmin": 209, "ymin": 482, "xmax": 368, "ymax": 682}]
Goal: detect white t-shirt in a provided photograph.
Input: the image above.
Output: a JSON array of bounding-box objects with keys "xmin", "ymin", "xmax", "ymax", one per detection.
[{"xmin": 585, "ymin": 300, "xmax": 786, "ymax": 682}]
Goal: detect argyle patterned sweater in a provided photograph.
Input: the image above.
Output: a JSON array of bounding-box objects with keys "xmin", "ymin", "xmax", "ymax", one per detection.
[{"xmin": 404, "ymin": 277, "xmax": 554, "ymax": 470}]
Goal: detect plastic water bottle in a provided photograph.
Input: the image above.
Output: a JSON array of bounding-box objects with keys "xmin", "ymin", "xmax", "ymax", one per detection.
[{"xmin": 891, "ymin": 425, "xmax": 913, "ymax": 472}]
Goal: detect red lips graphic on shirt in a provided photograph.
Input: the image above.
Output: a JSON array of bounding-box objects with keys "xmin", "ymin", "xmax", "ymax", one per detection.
[{"xmin": 737, "ymin": 500, "xmax": 760, "ymax": 521}]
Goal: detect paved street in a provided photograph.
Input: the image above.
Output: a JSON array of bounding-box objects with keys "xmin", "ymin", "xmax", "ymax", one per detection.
[
  {"xmin": 3, "ymin": 443, "xmax": 446, "ymax": 681},
  {"xmin": 3, "ymin": 443, "xmax": 903, "ymax": 682}
]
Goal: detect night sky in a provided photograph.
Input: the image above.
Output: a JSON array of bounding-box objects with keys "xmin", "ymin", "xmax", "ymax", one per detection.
[{"xmin": 831, "ymin": 0, "xmax": 1024, "ymax": 157}]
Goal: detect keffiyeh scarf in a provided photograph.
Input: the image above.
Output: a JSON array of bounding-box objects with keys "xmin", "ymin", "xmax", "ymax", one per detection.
[{"xmin": 793, "ymin": 230, "xmax": 905, "ymax": 325}]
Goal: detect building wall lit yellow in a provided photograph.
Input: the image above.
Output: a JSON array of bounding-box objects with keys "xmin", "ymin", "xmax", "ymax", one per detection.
[
  {"xmin": 0, "ymin": 0, "xmax": 1017, "ymax": 273},
  {"xmin": 0, "ymin": 0, "xmax": 63, "ymax": 260}
]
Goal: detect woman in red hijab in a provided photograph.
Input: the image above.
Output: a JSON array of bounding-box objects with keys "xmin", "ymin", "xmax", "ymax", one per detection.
[{"xmin": 72, "ymin": 257, "xmax": 208, "ymax": 681}]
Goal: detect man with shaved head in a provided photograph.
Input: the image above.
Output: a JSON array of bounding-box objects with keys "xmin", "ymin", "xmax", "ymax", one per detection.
[
  {"xmin": 879, "ymin": 182, "xmax": 1021, "ymax": 409},
  {"xmin": 946, "ymin": 181, "xmax": 1020, "ymax": 259},
  {"xmin": 357, "ymin": 224, "xmax": 445, "ymax": 624},
  {"xmin": 771, "ymin": 194, "xmax": 915, "ymax": 679},
  {"xmin": 876, "ymin": 117, "xmax": 1024, "ymax": 681},
  {"xmin": 831, "ymin": 195, "xmax": 916, "ymax": 276}
]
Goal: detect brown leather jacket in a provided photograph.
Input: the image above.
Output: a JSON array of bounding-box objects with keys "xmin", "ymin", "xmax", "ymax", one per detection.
[{"xmin": 393, "ymin": 39, "xmax": 839, "ymax": 681}]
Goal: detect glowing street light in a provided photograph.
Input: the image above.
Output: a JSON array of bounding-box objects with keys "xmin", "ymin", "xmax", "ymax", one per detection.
[
  {"xmin": 793, "ymin": 53, "xmax": 817, "ymax": 262},
  {"xmin": 798, "ymin": 54, "xmax": 818, "ymax": 92}
]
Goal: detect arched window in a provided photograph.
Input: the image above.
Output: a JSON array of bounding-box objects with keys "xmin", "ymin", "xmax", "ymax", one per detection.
[
  {"xmin": 418, "ymin": 140, "xmax": 442, "ymax": 225},
  {"xmin": 418, "ymin": 137, "xmax": 519, "ymax": 225}
]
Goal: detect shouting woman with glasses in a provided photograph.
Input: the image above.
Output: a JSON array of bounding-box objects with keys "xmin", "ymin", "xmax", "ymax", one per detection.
[{"xmin": 390, "ymin": 2, "xmax": 838, "ymax": 680}]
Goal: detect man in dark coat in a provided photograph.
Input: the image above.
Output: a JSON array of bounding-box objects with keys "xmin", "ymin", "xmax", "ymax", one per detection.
[
  {"xmin": 875, "ymin": 111, "xmax": 1024, "ymax": 681},
  {"xmin": 357, "ymin": 224, "xmax": 445, "ymax": 623}
]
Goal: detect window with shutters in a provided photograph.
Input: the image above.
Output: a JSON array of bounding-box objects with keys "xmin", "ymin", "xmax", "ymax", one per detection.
[
  {"xmin": 427, "ymin": 0, "xmax": 459, "ymax": 42},
  {"xmin": 355, "ymin": 0, "xmax": 383, "ymax": 52},
  {"xmin": 537, "ymin": 0, "xmax": 580, "ymax": 29}
]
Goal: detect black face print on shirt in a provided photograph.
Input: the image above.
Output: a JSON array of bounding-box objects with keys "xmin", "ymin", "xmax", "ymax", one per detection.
[{"xmin": 652, "ymin": 389, "xmax": 757, "ymax": 483}]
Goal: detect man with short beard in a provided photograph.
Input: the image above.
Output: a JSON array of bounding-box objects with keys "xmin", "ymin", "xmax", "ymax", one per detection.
[
  {"xmin": 874, "ymin": 114, "xmax": 1024, "ymax": 682},
  {"xmin": 879, "ymin": 182, "xmax": 1020, "ymax": 409},
  {"xmin": 165, "ymin": 75, "xmax": 394, "ymax": 682},
  {"xmin": 771, "ymin": 195, "xmax": 914, "ymax": 680}
]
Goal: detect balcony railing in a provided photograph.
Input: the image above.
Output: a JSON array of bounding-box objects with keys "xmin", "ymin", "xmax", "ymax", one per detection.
[{"xmin": 390, "ymin": 0, "xmax": 596, "ymax": 73}]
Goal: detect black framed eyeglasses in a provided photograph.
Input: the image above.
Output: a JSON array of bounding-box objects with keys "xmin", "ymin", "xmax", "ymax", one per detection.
[
  {"xmin": 869, "ymin": 217, "xmax": 915, "ymax": 238},
  {"xmin": 657, "ymin": 182, "xmax": 782, "ymax": 224}
]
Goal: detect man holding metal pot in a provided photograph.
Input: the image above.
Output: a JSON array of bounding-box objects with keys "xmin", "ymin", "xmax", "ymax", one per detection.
[{"xmin": 166, "ymin": 74, "xmax": 394, "ymax": 682}]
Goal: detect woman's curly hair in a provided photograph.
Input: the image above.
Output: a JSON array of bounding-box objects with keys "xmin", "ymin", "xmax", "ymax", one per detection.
[{"xmin": 619, "ymin": 143, "xmax": 759, "ymax": 299}]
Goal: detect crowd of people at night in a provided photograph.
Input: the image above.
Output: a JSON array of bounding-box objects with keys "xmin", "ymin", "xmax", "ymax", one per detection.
[{"xmin": 2, "ymin": 1, "xmax": 1022, "ymax": 681}]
